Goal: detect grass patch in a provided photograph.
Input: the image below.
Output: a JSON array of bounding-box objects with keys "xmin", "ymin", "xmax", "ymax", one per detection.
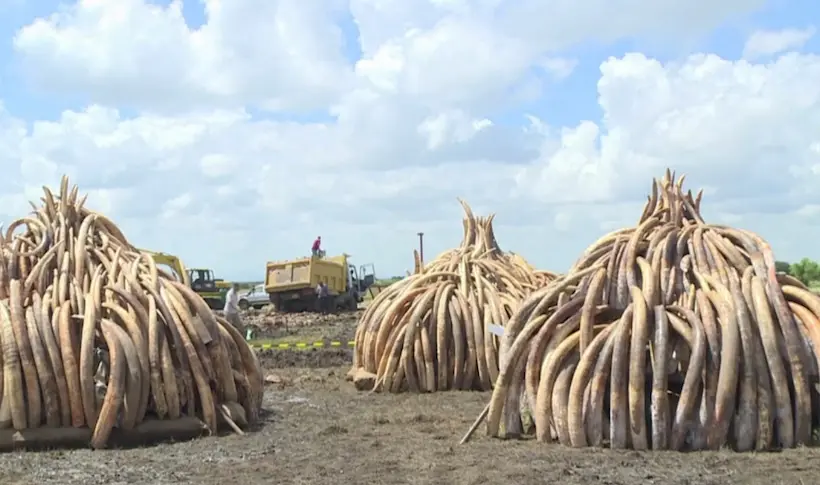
[
  {"xmin": 361, "ymin": 278, "xmax": 401, "ymax": 301},
  {"xmin": 375, "ymin": 277, "xmax": 402, "ymax": 286}
]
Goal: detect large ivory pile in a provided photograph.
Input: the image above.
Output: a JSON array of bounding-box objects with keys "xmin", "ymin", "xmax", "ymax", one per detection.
[{"xmin": 0, "ymin": 177, "xmax": 263, "ymax": 449}]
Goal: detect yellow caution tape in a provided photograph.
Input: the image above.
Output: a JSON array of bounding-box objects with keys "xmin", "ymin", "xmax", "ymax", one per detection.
[{"xmin": 249, "ymin": 340, "xmax": 356, "ymax": 350}]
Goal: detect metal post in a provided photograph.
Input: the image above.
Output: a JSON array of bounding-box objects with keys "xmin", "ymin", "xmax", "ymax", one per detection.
[{"xmin": 417, "ymin": 232, "xmax": 424, "ymax": 265}]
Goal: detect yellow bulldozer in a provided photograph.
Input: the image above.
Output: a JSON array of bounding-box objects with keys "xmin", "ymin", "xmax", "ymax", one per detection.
[{"xmin": 139, "ymin": 249, "xmax": 231, "ymax": 310}]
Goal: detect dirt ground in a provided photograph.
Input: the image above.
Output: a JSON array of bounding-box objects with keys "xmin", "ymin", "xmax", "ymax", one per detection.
[
  {"xmin": 3, "ymin": 311, "xmax": 820, "ymax": 484},
  {"xmin": 241, "ymin": 306, "xmax": 361, "ymax": 346}
]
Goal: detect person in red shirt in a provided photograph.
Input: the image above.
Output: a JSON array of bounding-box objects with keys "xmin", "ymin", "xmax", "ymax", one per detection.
[{"xmin": 312, "ymin": 236, "xmax": 322, "ymax": 257}]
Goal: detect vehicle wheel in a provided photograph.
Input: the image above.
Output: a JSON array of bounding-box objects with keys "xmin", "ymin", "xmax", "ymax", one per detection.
[{"xmin": 238, "ymin": 299, "xmax": 249, "ymax": 311}]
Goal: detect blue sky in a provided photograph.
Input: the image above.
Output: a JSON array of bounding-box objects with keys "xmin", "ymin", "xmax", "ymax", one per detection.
[{"xmin": 3, "ymin": 0, "xmax": 817, "ymax": 129}]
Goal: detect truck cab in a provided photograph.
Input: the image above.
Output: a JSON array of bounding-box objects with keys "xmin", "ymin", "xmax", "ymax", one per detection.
[
  {"xmin": 347, "ymin": 264, "xmax": 377, "ymax": 303},
  {"xmin": 358, "ymin": 263, "xmax": 377, "ymax": 293}
]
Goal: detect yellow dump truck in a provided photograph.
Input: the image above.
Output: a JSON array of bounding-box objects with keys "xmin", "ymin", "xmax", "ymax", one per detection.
[{"xmin": 264, "ymin": 254, "xmax": 376, "ymax": 312}]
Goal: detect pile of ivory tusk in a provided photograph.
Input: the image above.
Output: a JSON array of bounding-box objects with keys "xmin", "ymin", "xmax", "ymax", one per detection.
[
  {"xmin": 0, "ymin": 176, "xmax": 263, "ymax": 449},
  {"xmin": 479, "ymin": 169, "xmax": 820, "ymax": 451},
  {"xmin": 350, "ymin": 199, "xmax": 557, "ymax": 393}
]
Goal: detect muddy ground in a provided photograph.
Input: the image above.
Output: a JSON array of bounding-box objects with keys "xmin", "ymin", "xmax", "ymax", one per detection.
[{"xmin": 3, "ymin": 311, "xmax": 820, "ymax": 484}]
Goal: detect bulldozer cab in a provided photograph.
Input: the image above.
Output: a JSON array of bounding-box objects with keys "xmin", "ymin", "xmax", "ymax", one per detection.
[
  {"xmin": 187, "ymin": 268, "xmax": 226, "ymax": 310},
  {"xmin": 188, "ymin": 268, "xmax": 217, "ymax": 293}
]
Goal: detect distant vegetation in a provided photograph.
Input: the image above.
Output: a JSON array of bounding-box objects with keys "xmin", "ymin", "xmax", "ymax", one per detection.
[
  {"xmin": 376, "ymin": 276, "xmax": 403, "ymax": 286},
  {"xmin": 777, "ymin": 258, "xmax": 820, "ymax": 289},
  {"xmin": 235, "ymin": 281, "xmax": 262, "ymax": 290}
]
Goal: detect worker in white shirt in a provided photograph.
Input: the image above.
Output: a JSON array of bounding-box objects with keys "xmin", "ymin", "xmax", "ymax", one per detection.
[
  {"xmin": 315, "ymin": 281, "xmax": 331, "ymax": 313},
  {"xmin": 224, "ymin": 282, "xmax": 243, "ymax": 334}
]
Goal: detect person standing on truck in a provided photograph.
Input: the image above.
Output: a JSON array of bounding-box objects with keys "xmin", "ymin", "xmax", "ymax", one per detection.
[
  {"xmin": 312, "ymin": 236, "xmax": 322, "ymax": 257},
  {"xmin": 224, "ymin": 282, "xmax": 244, "ymax": 335}
]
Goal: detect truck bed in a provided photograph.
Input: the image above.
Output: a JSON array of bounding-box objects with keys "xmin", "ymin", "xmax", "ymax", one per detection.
[{"xmin": 265, "ymin": 255, "xmax": 348, "ymax": 294}]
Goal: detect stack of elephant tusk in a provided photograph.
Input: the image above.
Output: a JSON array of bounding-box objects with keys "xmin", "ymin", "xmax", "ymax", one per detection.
[
  {"xmin": 349, "ymin": 199, "xmax": 557, "ymax": 393},
  {"xmin": 478, "ymin": 169, "xmax": 820, "ymax": 451},
  {"xmin": 0, "ymin": 176, "xmax": 263, "ymax": 449}
]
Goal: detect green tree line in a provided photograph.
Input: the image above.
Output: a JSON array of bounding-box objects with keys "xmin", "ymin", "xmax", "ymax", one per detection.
[{"xmin": 777, "ymin": 258, "xmax": 820, "ymax": 288}]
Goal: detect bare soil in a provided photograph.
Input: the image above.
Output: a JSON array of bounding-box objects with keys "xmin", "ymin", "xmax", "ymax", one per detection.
[
  {"xmin": 3, "ymin": 312, "xmax": 820, "ymax": 485},
  {"xmin": 241, "ymin": 307, "xmax": 361, "ymax": 345}
]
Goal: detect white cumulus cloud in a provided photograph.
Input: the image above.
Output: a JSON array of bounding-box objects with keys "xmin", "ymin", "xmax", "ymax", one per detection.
[
  {"xmin": 743, "ymin": 26, "xmax": 816, "ymax": 59},
  {"xmin": 1, "ymin": 0, "xmax": 818, "ymax": 281}
]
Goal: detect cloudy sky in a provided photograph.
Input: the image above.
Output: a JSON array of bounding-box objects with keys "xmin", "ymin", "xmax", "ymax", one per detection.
[{"xmin": 0, "ymin": 0, "xmax": 818, "ymax": 281}]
